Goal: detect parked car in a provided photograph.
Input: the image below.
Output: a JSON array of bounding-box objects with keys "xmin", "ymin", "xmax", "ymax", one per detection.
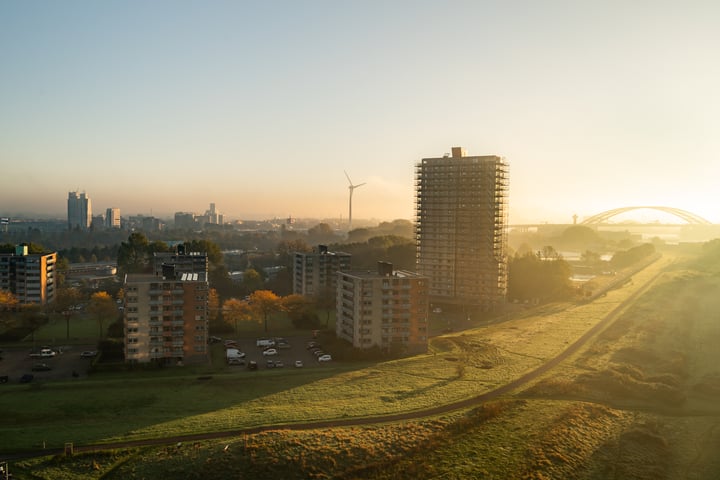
[
  {"xmin": 256, "ymin": 338, "xmax": 275, "ymax": 348},
  {"xmin": 19, "ymin": 374, "xmax": 34, "ymax": 383},
  {"xmin": 31, "ymin": 363, "xmax": 52, "ymax": 371},
  {"xmin": 227, "ymin": 357, "xmax": 245, "ymax": 366},
  {"xmin": 208, "ymin": 336, "xmax": 223, "ymax": 344},
  {"xmin": 262, "ymin": 348, "xmax": 278, "ymax": 356},
  {"xmin": 80, "ymin": 351, "xmax": 97, "ymax": 358},
  {"xmin": 313, "ymin": 350, "xmax": 325, "ymax": 357},
  {"xmin": 274, "ymin": 360, "xmax": 284, "ymax": 368},
  {"xmin": 317, "ymin": 354, "xmax": 332, "ymax": 362},
  {"xmin": 266, "ymin": 359, "xmax": 275, "ymax": 368},
  {"xmin": 29, "ymin": 348, "xmax": 56, "ymax": 358},
  {"xmin": 225, "ymin": 348, "xmax": 246, "ymax": 359},
  {"xmin": 306, "ymin": 342, "xmax": 321, "ymax": 349},
  {"xmin": 247, "ymin": 360, "xmax": 258, "ymax": 370},
  {"xmin": 294, "ymin": 360, "xmax": 304, "ymax": 368}
]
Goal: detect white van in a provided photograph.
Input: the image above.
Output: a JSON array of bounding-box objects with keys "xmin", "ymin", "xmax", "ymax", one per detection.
[{"xmin": 256, "ymin": 338, "xmax": 275, "ymax": 348}]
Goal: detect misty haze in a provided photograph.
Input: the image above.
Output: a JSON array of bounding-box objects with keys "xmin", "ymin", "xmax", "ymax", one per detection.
[{"xmin": 2, "ymin": 2, "xmax": 720, "ymax": 479}]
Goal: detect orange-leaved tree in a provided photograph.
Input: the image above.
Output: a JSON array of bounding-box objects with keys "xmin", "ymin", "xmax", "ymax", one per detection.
[
  {"xmin": 247, "ymin": 290, "xmax": 281, "ymax": 333},
  {"xmin": 222, "ymin": 297, "xmax": 255, "ymax": 334}
]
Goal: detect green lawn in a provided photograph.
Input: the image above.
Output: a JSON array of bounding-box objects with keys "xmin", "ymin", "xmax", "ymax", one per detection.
[
  {"xmin": 33, "ymin": 313, "xmax": 104, "ymax": 343},
  {"xmin": 0, "ymin": 257, "xmax": 671, "ymax": 454}
]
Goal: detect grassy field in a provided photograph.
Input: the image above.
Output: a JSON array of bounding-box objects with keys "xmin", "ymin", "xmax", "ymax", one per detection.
[
  {"xmin": 0, "ymin": 255, "xmax": 671, "ymax": 453},
  {"xmin": 8, "ymin": 250, "xmax": 720, "ymax": 478}
]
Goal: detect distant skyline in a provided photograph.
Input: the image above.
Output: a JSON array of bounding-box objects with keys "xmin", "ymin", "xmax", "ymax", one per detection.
[{"xmin": 2, "ymin": 1, "xmax": 719, "ymax": 224}]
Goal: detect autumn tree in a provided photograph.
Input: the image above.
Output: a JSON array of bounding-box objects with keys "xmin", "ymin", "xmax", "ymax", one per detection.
[
  {"xmin": 208, "ymin": 288, "xmax": 220, "ymax": 323},
  {"xmin": 222, "ymin": 297, "xmax": 256, "ymax": 333},
  {"xmin": 248, "ymin": 290, "xmax": 281, "ymax": 333},
  {"xmin": 0, "ymin": 289, "xmax": 18, "ymax": 310},
  {"xmin": 87, "ymin": 291, "xmax": 118, "ymax": 339}
]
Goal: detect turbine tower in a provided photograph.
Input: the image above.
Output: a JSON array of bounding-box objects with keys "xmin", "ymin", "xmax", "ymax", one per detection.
[{"xmin": 345, "ymin": 171, "xmax": 366, "ymax": 231}]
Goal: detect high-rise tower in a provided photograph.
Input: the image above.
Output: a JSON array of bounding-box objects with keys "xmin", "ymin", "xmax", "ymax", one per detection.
[
  {"xmin": 67, "ymin": 191, "xmax": 92, "ymax": 231},
  {"xmin": 415, "ymin": 147, "xmax": 509, "ymax": 311},
  {"xmin": 105, "ymin": 208, "xmax": 121, "ymax": 229}
]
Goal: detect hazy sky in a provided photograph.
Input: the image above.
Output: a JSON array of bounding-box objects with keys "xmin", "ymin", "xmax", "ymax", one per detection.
[{"xmin": 1, "ymin": 1, "xmax": 719, "ymax": 224}]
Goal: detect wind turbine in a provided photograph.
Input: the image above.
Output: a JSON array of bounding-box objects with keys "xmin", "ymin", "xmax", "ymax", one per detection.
[{"xmin": 345, "ymin": 171, "xmax": 366, "ymax": 231}]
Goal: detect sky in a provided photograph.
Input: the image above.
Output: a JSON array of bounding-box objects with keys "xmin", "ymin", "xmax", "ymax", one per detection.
[{"xmin": 1, "ymin": 1, "xmax": 719, "ymax": 224}]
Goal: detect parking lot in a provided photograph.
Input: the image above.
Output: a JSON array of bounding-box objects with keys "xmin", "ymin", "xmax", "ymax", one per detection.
[
  {"xmin": 216, "ymin": 335, "xmax": 334, "ymax": 371},
  {"xmin": 0, "ymin": 345, "xmax": 97, "ymax": 384},
  {"xmin": 0, "ymin": 335, "xmax": 334, "ymax": 384}
]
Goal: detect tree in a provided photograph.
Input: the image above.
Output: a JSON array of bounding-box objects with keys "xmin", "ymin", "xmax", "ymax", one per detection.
[
  {"xmin": 87, "ymin": 291, "xmax": 117, "ymax": 339},
  {"xmin": 183, "ymin": 239, "xmax": 223, "ymax": 266},
  {"xmin": 307, "ymin": 223, "xmax": 338, "ymax": 245},
  {"xmin": 314, "ymin": 286, "xmax": 336, "ymax": 327},
  {"xmin": 282, "ymin": 294, "xmax": 319, "ymax": 329},
  {"xmin": 241, "ymin": 268, "xmax": 263, "ymax": 294},
  {"xmin": 208, "ymin": 288, "xmax": 220, "ymax": 323},
  {"xmin": 222, "ymin": 297, "xmax": 256, "ymax": 333},
  {"xmin": 117, "ymin": 233, "xmax": 151, "ymax": 275},
  {"xmin": 20, "ymin": 305, "xmax": 45, "ymax": 344},
  {"xmin": 0, "ymin": 289, "xmax": 18, "ymax": 310},
  {"xmin": 248, "ymin": 290, "xmax": 281, "ymax": 333},
  {"xmin": 508, "ymin": 252, "xmax": 573, "ymax": 303},
  {"xmin": 54, "ymin": 287, "xmax": 82, "ymax": 340}
]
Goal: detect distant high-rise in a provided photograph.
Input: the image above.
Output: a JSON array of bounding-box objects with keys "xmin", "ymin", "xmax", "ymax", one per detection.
[
  {"xmin": 67, "ymin": 191, "xmax": 92, "ymax": 231},
  {"xmin": 415, "ymin": 147, "xmax": 509, "ymax": 310},
  {"xmin": 105, "ymin": 208, "xmax": 121, "ymax": 229}
]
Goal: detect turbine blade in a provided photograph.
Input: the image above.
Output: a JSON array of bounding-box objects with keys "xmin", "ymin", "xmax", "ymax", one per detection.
[{"xmin": 344, "ymin": 170, "xmax": 352, "ymax": 185}]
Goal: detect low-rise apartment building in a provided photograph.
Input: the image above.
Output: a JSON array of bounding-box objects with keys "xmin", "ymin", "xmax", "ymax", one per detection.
[
  {"xmin": 0, "ymin": 244, "xmax": 56, "ymax": 305},
  {"xmin": 336, "ymin": 262, "xmax": 429, "ymax": 354},
  {"xmin": 293, "ymin": 245, "xmax": 351, "ymax": 297}
]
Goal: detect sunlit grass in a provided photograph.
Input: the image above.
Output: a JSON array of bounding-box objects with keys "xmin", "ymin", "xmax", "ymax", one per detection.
[{"xmin": 0, "ymin": 256, "xmax": 673, "ymax": 454}]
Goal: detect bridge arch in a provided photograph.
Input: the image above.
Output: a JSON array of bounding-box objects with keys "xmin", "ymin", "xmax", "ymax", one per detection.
[{"xmin": 580, "ymin": 206, "xmax": 712, "ymax": 225}]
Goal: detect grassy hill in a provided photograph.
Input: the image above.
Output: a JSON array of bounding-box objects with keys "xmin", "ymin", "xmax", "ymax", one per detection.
[{"xmin": 7, "ymin": 248, "xmax": 720, "ymax": 478}]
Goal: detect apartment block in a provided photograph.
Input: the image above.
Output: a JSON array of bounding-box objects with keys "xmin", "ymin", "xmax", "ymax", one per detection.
[
  {"xmin": 336, "ymin": 262, "xmax": 428, "ymax": 354},
  {"xmin": 293, "ymin": 245, "xmax": 351, "ymax": 297},
  {"xmin": 415, "ymin": 147, "xmax": 509, "ymax": 310},
  {"xmin": 123, "ymin": 246, "xmax": 209, "ymax": 365},
  {"xmin": 0, "ymin": 244, "xmax": 57, "ymax": 305}
]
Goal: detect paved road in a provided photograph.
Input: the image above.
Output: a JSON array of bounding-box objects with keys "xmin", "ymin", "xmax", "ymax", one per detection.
[{"xmin": 2, "ymin": 259, "xmax": 667, "ymax": 461}]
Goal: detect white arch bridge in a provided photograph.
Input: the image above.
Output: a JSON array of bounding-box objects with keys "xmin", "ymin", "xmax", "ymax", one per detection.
[{"xmin": 580, "ymin": 206, "xmax": 712, "ymax": 226}]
